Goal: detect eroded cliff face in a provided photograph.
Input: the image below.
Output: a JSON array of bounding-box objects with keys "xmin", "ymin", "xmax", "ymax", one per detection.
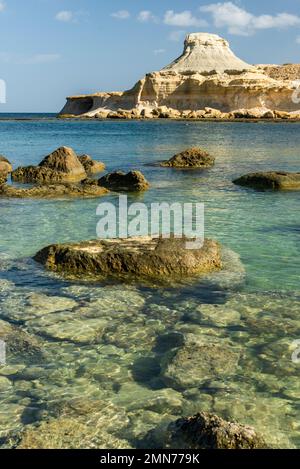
[{"xmin": 59, "ymin": 33, "xmax": 300, "ymax": 117}]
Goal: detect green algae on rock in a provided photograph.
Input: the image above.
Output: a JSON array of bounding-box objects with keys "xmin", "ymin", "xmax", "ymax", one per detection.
[
  {"xmin": 0, "ymin": 181, "xmax": 109, "ymax": 199},
  {"xmin": 160, "ymin": 148, "xmax": 215, "ymax": 169},
  {"xmin": 33, "ymin": 237, "xmax": 222, "ymax": 282},
  {"xmin": 233, "ymin": 171, "xmax": 300, "ymax": 190}
]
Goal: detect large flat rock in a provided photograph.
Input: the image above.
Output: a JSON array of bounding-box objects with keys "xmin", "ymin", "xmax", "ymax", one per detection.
[{"xmin": 34, "ymin": 237, "xmax": 221, "ymax": 282}]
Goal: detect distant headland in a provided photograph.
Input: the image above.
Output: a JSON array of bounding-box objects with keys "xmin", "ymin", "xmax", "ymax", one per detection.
[{"xmin": 59, "ymin": 33, "xmax": 300, "ymax": 120}]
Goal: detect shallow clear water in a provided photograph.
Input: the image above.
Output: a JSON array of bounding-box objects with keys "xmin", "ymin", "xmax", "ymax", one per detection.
[{"xmin": 0, "ymin": 119, "xmax": 299, "ymax": 448}]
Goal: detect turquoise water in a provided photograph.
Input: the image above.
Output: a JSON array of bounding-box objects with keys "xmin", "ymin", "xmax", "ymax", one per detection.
[{"xmin": 0, "ymin": 119, "xmax": 299, "ymax": 448}]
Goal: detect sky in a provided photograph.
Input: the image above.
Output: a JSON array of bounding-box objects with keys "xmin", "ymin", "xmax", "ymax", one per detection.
[{"xmin": 0, "ymin": 0, "xmax": 300, "ymax": 112}]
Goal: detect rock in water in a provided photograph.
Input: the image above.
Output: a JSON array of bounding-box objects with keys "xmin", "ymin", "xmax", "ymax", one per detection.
[
  {"xmin": 233, "ymin": 172, "xmax": 300, "ymax": 190},
  {"xmin": 33, "ymin": 237, "xmax": 221, "ymax": 282},
  {"xmin": 12, "ymin": 147, "xmax": 87, "ymax": 184},
  {"xmin": 98, "ymin": 171, "xmax": 150, "ymax": 192},
  {"xmin": 0, "ymin": 155, "xmax": 13, "ymax": 177},
  {"xmin": 166, "ymin": 412, "xmax": 266, "ymax": 449},
  {"xmin": 160, "ymin": 148, "xmax": 215, "ymax": 168},
  {"xmin": 160, "ymin": 333, "xmax": 240, "ymax": 390},
  {"xmin": 0, "ymin": 181, "xmax": 109, "ymax": 199},
  {"xmin": 78, "ymin": 155, "xmax": 106, "ymax": 174},
  {"xmin": 59, "ymin": 33, "xmax": 300, "ymax": 117}
]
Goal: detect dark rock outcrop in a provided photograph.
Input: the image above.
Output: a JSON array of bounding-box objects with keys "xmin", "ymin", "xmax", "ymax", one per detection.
[
  {"xmin": 78, "ymin": 155, "xmax": 105, "ymax": 174},
  {"xmin": 166, "ymin": 412, "xmax": 266, "ymax": 449},
  {"xmin": 160, "ymin": 148, "xmax": 215, "ymax": 169},
  {"xmin": 233, "ymin": 171, "xmax": 300, "ymax": 190},
  {"xmin": 98, "ymin": 170, "xmax": 150, "ymax": 192},
  {"xmin": 11, "ymin": 147, "xmax": 87, "ymax": 184},
  {"xmin": 0, "ymin": 181, "xmax": 109, "ymax": 199},
  {"xmin": 34, "ymin": 237, "xmax": 221, "ymax": 281}
]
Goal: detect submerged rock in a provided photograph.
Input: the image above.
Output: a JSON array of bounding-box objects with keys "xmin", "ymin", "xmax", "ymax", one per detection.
[
  {"xmin": 9, "ymin": 416, "xmax": 131, "ymax": 449},
  {"xmin": 0, "ymin": 181, "xmax": 109, "ymax": 198},
  {"xmin": 33, "ymin": 237, "xmax": 222, "ymax": 282},
  {"xmin": 160, "ymin": 148, "xmax": 215, "ymax": 168},
  {"xmin": 78, "ymin": 155, "xmax": 105, "ymax": 174},
  {"xmin": 11, "ymin": 147, "xmax": 87, "ymax": 184},
  {"xmin": 233, "ymin": 171, "xmax": 300, "ymax": 190},
  {"xmin": 98, "ymin": 170, "xmax": 150, "ymax": 192},
  {"xmin": 166, "ymin": 412, "xmax": 266, "ymax": 449},
  {"xmin": 161, "ymin": 333, "xmax": 240, "ymax": 390},
  {"xmin": 0, "ymin": 155, "xmax": 13, "ymax": 177}
]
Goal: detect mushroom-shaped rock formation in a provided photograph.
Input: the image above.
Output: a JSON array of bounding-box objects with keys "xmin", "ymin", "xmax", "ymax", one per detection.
[
  {"xmin": 34, "ymin": 237, "xmax": 221, "ymax": 282},
  {"xmin": 163, "ymin": 33, "xmax": 253, "ymax": 74},
  {"xmin": 166, "ymin": 412, "xmax": 266, "ymax": 449},
  {"xmin": 0, "ymin": 181, "xmax": 109, "ymax": 199},
  {"xmin": 98, "ymin": 170, "xmax": 150, "ymax": 192},
  {"xmin": 11, "ymin": 147, "xmax": 87, "ymax": 184},
  {"xmin": 233, "ymin": 171, "xmax": 300, "ymax": 190},
  {"xmin": 78, "ymin": 154, "xmax": 106, "ymax": 174},
  {"xmin": 0, "ymin": 155, "xmax": 13, "ymax": 177},
  {"xmin": 160, "ymin": 147, "xmax": 215, "ymax": 168}
]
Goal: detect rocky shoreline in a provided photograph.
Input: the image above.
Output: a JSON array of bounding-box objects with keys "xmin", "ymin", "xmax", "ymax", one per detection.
[{"xmin": 59, "ymin": 106, "xmax": 300, "ymax": 121}]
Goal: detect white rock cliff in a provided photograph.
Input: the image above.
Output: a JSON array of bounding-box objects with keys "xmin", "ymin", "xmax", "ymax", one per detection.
[{"xmin": 59, "ymin": 33, "xmax": 300, "ymax": 118}]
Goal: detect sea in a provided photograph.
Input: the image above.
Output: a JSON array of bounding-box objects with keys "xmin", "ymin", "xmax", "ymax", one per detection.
[{"xmin": 0, "ymin": 115, "xmax": 299, "ymax": 448}]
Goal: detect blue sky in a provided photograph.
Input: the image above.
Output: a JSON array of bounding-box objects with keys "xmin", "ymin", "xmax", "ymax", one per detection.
[{"xmin": 0, "ymin": 0, "xmax": 300, "ymax": 112}]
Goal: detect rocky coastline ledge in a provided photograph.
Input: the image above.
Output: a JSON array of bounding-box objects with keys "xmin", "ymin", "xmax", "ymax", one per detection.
[{"xmin": 59, "ymin": 33, "xmax": 300, "ymax": 121}]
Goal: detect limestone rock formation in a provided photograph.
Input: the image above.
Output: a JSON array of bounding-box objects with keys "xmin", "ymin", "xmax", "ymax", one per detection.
[
  {"xmin": 12, "ymin": 147, "xmax": 87, "ymax": 184},
  {"xmin": 160, "ymin": 147, "xmax": 215, "ymax": 168},
  {"xmin": 59, "ymin": 33, "xmax": 300, "ymax": 118},
  {"xmin": 98, "ymin": 170, "xmax": 150, "ymax": 192},
  {"xmin": 0, "ymin": 155, "xmax": 12, "ymax": 177},
  {"xmin": 0, "ymin": 181, "xmax": 109, "ymax": 199},
  {"xmin": 233, "ymin": 171, "xmax": 300, "ymax": 190},
  {"xmin": 78, "ymin": 155, "xmax": 105, "ymax": 174},
  {"xmin": 166, "ymin": 412, "xmax": 266, "ymax": 449},
  {"xmin": 34, "ymin": 237, "xmax": 221, "ymax": 282}
]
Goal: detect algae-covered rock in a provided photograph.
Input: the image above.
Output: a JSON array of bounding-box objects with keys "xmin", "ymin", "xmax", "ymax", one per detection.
[
  {"xmin": 33, "ymin": 237, "xmax": 222, "ymax": 282},
  {"xmin": 98, "ymin": 170, "xmax": 150, "ymax": 192},
  {"xmin": 233, "ymin": 171, "xmax": 300, "ymax": 190},
  {"xmin": 0, "ymin": 181, "xmax": 109, "ymax": 199},
  {"xmin": 166, "ymin": 412, "xmax": 266, "ymax": 449},
  {"xmin": 0, "ymin": 155, "xmax": 13, "ymax": 177},
  {"xmin": 161, "ymin": 333, "xmax": 240, "ymax": 390},
  {"xmin": 160, "ymin": 148, "xmax": 215, "ymax": 169},
  {"xmin": 78, "ymin": 154, "xmax": 105, "ymax": 174},
  {"xmin": 11, "ymin": 147, "xmax": 87, "ymax": 184}
]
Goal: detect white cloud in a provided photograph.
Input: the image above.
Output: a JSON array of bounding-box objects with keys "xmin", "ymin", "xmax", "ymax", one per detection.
[
  {"xmin": 111, "ymin": 10, "xmax": 130, "ymax": 20},
  {"xmin": 168, "ymin": 30, "xmax": 186, "ymax": 42},
  {"xmin": 296, "ymin": 36, "xmax": 300, "ymax": 45},
  {"xmin": 137, "ymin": 10, "xmax": 158, "ymax": 23},
  {"xmin": 17, "ymin": 54, "xmax": 61, "ymax": 65},
  {"xmin": 154, "ymin": 49, "xmax": 166, "ymax": 55},
  {"xmin": 164, "ymin": 10, "xmax": 207, "ymax": 27},
  {"xmin": 56, "ymin": 11, "xmax": 73, "ymax": 23},
  {"xmin": 200, "ymin": 2, "xmax": 300, "ymax": 36},
  {"xmin": 0, "ymin": 2, "xmax": 5, "ymax": 13}
]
